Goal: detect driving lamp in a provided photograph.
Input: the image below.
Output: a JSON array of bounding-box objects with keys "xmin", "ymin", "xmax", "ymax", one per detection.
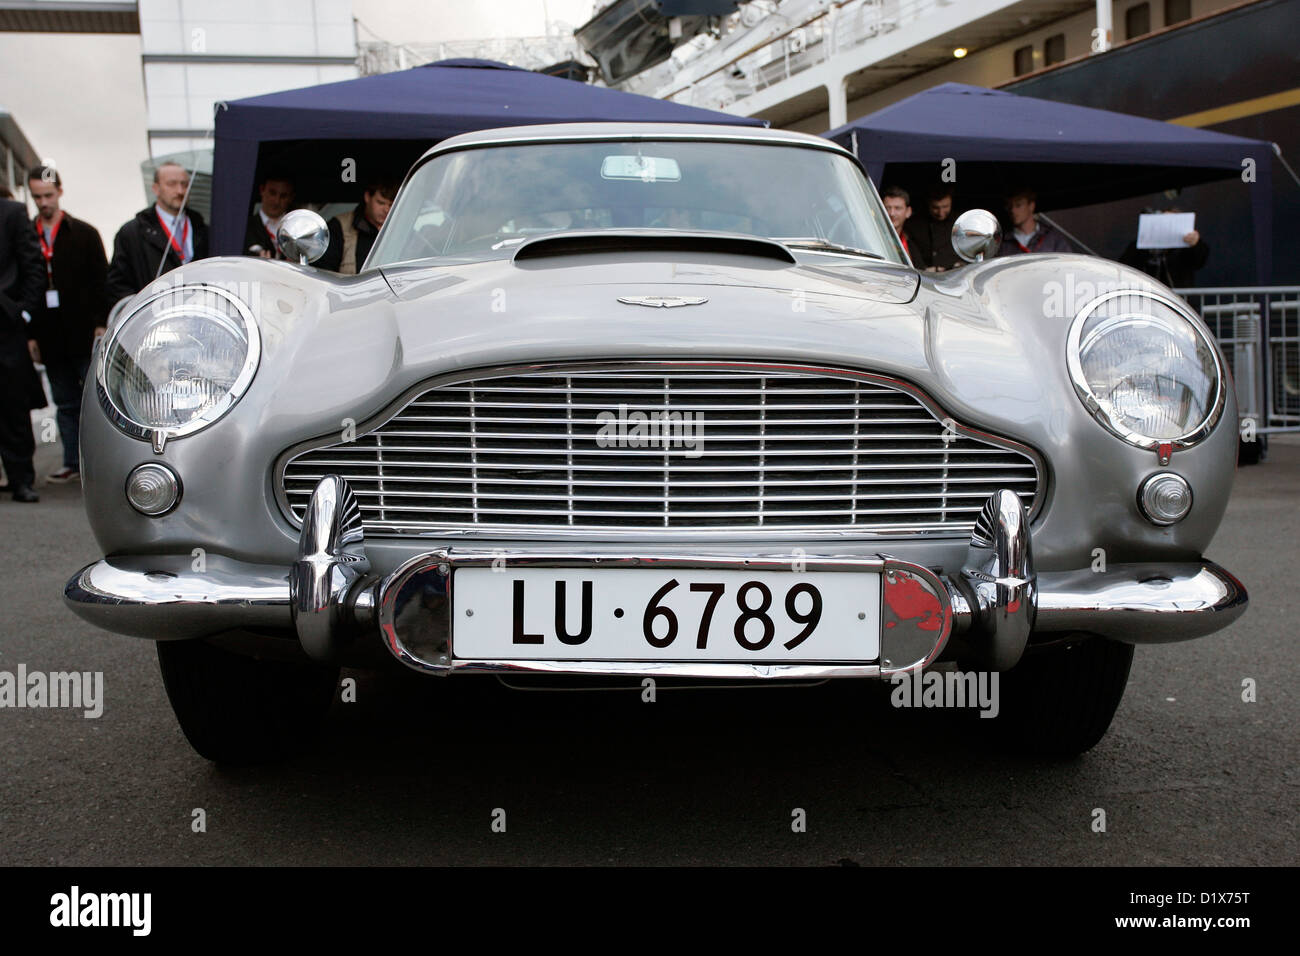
[
  {"xmin": 1067, "ymin": 290, "xmax": 1224, "ymax": 450},
  {"xmin": 97, "ymin": 285, "xmax": 260, "ymax": 441}
]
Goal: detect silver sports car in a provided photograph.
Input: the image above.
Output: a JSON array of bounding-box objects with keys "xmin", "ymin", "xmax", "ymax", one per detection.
[{"xmin": 66, "ymin": 123, "xmax": 1247, "ymax": 763}]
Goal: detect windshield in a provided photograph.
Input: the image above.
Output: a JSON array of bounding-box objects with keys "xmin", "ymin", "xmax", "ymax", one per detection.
[{"xmin": 366, "ymin": 139, "xmax": 904, "ymax": 268}]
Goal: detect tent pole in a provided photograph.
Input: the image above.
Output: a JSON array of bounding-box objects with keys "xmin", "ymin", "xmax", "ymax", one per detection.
[
  {"xmin": 1272, "ymin": 143, "xmax": 1300, "ymax": 190},
  {"xmin": 1036, "ymin": 213, "xmax": 1098, "ymax": 257}
]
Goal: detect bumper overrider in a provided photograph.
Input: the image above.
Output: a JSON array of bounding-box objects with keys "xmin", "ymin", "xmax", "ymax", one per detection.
[{"xmin": 65, "ymin": 479, "xmax": 1247, "ymax": 677}]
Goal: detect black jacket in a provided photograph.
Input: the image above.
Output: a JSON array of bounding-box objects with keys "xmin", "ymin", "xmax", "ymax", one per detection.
[
  {"xmin": 243, "ymin": 211, "xmax": 287, "ymax": 259},
  {"xmin": 317, "ymin": 203, "xmax": 381, "ymax": 273},
  {"xmin": 905, "ymin": 215, "xmax": 960, "ymax": 271},
  {"xmin": 1120, "ymin": 239, "xmax": 1209, "ymax": 289},
  {"xmin": 0, "ymin": 198, "xmax": 47, "ymax": 408},
  {"xmin": 27, "ymin": 212, "xmax": 110, "ymax": 363},
  {"xmin": 107, "ymin": 205, "xmax": 208, "ymax": 304}
]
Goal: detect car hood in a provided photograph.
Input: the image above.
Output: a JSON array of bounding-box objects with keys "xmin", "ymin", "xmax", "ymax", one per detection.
[
  {"xmin": 379, "ymin": 251, "xmax": 921, "ymax": 305},
  {"xmin": 248, "ymin": 250, "xmax": 1048, "ymax": 441}
]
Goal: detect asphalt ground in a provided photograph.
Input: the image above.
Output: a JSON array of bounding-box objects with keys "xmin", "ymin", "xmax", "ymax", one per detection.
[{"xmin": 1, "ymin": 424, "xmax": 1296, "ymax": 867}]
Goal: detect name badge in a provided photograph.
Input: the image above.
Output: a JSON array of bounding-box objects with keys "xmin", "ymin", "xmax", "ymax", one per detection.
[{"xmin": 45, "ymin": 289, "xmax": 60, "ymax": 309}]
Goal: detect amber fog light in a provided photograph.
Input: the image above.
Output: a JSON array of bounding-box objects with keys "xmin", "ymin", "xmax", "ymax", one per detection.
[
  {"xmin": 126, "ymin": 463, "xmax": 182, "ymax": 516},
  {"xmin": 1139, "ymin": 473, "xmax": 1191, "ymax": 526}
]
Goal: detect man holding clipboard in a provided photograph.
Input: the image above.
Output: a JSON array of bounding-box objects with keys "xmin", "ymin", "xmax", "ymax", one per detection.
[{"xmin": 1120, "ymin": 208, "xmax": 1209, "ymax": 288}]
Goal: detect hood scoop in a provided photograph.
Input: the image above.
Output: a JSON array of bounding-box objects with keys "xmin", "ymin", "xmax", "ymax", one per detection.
[{"xmin": 513, "ymin": 230, "xmax": 797, "ymax": 266}]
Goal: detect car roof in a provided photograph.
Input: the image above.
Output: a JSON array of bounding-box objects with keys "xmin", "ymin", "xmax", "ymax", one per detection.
[{"xmin": 418, "ymin": 122, "xmax": 855, "ymax": 163}]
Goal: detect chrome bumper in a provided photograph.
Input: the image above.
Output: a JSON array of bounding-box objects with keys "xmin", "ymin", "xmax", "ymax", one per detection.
[{"xmin": 65, "ymin": 481, "xmax": 1248, "ymax": 675}]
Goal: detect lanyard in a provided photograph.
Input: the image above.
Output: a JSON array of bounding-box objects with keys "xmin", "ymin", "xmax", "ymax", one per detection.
[
  {"xmin": 156, "ymin": 211, "xmax": 190, "ymax": 261},
  {"xmin": 35, "ymin": 215, "xmax": 62, "ymax": 287}
]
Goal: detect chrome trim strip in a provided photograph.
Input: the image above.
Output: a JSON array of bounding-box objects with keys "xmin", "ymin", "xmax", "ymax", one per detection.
[
  {"xmin": 1033, "ymin": 561, "xmax": 1247, "ymax": 642},
  {"xmin": 1065, "ymin": 289, "xmax": 1228, "ymax": 453},
  {"xmin": 63, "ymin": 554, "xmax": 291, "ymax": 639},
  {"xmin": 275, "ymin": 360, "xmax": 1046, "ymax": 541},
  {"xmin": 419, "ymin": 129, "xmax": 857, "ymax": 165}
]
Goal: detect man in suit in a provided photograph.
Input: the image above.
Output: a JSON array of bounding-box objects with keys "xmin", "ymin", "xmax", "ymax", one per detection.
[
  {"xmin": 0, "ymin": 193, "xmax": 48, "ymax": 502},
  {"xmin": 25, "ymin": 165, "xmax": 110, "ymax": 484},
  {"xmin": 107, "ymin": 161, "xmax": 208, "ymax": 303},
  {"xmin": 243, "ymin": 173, "xmax": 295, "ymax": 259}
]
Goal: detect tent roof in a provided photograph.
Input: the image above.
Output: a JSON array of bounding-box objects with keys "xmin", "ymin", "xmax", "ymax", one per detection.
[
  {"xmin": 211, "ymin": 59, "xmax": 763, "ymax": 254},
  {"xmin": 826, "ymin": 82, "xmax": 1270, "ymax": 173},
  {"xmin": 825, "ymin": 82, "xmax": 1274, "ymax": 281},
  {"xmin": 218, "ymin": 57, "xmax": 762, "ymax": 137}
]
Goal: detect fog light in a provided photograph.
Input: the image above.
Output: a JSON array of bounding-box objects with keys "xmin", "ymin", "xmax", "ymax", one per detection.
[
  {"xmin": 1138, "ymin": 473, "xmax": 1191, "ymax": 526},
  {"xmin": 126, "ymin": 463, "xmax": 181, "ymax": 516}
]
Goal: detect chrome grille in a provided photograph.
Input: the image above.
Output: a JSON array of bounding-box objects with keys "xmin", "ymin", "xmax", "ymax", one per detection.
[{"xmin": 279, "ymin": 365, "xmax": 1040, "ymax": 537}]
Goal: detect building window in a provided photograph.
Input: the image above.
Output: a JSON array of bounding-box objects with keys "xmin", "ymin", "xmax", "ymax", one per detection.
[
  {"xmin": 1165, "ymin": 0, "xmax": 1192, "ymax": 25},
  {"xmin": 1126, "ymin": 3, "xmax": 1152, "ymax": 39},
  {"xmin": 1013, "ymin": 44, "xmax": 1034, "ymax": 76},
  {"xmin": 1044, "ymin": 33, "xmax": 1065, "ymax": 66}
]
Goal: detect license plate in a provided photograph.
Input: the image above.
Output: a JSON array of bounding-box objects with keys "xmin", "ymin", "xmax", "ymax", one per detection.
[{"xmin": 452, "ymin": 568, "xmax": 880, "ymax": 662}]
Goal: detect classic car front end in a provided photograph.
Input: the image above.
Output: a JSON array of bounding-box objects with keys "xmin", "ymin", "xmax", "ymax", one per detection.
[{"xmin": 66, "ymin": 124, "xmax": 1247, "ymax": 763}]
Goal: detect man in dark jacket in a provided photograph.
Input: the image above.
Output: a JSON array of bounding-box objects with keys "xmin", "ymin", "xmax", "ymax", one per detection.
[
  {"xmin": 242, "ymin": 173, "xmax": 295, "ymax": 259},
  {"xmin": 316, "ymin": 175, "xmax": 398, "ymax": 274},
  {"xmin": 107, "ymin": 161, "xmax": 208, "ymax": 303},
  {"xmin": 1119, "ymin": 210, "xmax": 1209, "ymax": 288},
  {"xmin": 0, "ymin": 195, "xmax": 48, "ymax": 502},
  {"xmin": 905, "ymin": 184, "xmax": 962, "ymax": 272},
  {"xmin": 26, "ymin": 166, "xmax": 110, "ymax": 484}
]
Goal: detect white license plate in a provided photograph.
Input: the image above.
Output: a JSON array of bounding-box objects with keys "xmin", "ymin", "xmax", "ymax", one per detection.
[{"xmin": 452, "ymin": 568, "xmax": 880, "ymax": 662}]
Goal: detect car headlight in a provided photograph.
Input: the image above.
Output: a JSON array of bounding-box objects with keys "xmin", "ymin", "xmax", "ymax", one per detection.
[
  {"xmin": 97, "ymin": 285, "xmax": 260, "ymax": 442},
  {"xmin": 1067, "ymin": 290, "xmax": 1225, "ymax": 450}
]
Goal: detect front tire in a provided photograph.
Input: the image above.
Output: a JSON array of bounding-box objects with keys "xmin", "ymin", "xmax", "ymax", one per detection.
[
  {"xmin": 997, "ymin": 636, "xmax": 1134, "ymax": 756},
  {"xmin": 157, "ymin": 638, "xmax": 339, "ymax": 765}
]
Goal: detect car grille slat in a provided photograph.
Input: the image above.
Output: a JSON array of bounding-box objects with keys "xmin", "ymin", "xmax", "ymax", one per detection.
[{"xmin": 279, "ymin": 365, "xmax": 1040, "ymax": 536}]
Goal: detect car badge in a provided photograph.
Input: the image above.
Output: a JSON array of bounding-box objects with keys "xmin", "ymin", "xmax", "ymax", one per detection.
[{"xmin": 617, "ymin": 295, "xmax": 709, "ymax": 308}]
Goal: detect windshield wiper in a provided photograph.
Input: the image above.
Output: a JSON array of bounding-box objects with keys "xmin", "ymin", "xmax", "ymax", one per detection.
[{"xmin": 772, "ymin": 237, "xmax": 885, "ymax": 260}]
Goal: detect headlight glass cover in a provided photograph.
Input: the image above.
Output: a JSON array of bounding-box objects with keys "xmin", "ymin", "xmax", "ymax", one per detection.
[
  {"xmin": 98, "ymin": 285, "xmax": 259, "ymax": 439},
  {"xmin": 1068, "ymin": 290, "xmax": 1223, "ymax": 447}
]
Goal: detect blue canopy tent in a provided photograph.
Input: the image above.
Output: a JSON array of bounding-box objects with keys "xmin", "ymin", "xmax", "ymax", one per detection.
[
  {"xmin": 211, "ymin": 59, "xmax": 764, "ymax": 256},
  {"xmin": 825, "ymin": 83, "xmax": 1275, "ymax": 283}
]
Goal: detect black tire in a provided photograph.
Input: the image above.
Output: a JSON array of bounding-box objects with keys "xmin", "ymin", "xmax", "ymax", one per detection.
[
  {"xmin": 157, "ymin": 638, "xmax": 339, "ymax": 765},
  {"xmin": 997, "ymin": 637, "xmax": 1134, "ymax": 757}
]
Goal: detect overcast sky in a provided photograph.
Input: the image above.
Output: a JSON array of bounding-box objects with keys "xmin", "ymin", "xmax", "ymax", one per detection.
[{"xmin": 0, "ymin": 1, "xmax": 599, "ymax": 245}]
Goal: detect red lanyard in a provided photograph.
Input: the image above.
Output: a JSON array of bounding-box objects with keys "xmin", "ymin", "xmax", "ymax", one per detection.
[
  {"xmin": 35, "ymin": 215, "xmax": 62, "ymax": 286},
  {"xmin": 156, "ymin": 210, "xmax": 190, "ymax": 260}
]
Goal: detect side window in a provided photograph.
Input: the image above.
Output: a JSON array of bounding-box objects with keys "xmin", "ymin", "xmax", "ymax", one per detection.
[
  {"xmin": 1044, "ymin": 33, "xmax": 1066, "ymax": 66},
  {"xmin": 1013, "ymin": 44, "xmax": 1034, "ymax": 76},
  {"xmin": 1164, "ymin": 0, "xmax": 1191, "ymax": 25},
  {"xmin": 1126, "ymin": 2, "xmax": 1151, "ymax": 39}
]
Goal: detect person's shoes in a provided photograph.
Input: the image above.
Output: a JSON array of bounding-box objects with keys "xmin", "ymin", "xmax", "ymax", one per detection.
[
  {"xmin": 11, "ymin": 484, "xmax": 39, "ymax": 503},
  {"xmin": 47, "ymin": 467, "xmax": 80, "ymax": 484}
]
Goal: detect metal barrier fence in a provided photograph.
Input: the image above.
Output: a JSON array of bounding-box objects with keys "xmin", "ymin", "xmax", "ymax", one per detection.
[{"xmin": 1175, "ymin": 286, "xmax": 1300, "ymax": 435}]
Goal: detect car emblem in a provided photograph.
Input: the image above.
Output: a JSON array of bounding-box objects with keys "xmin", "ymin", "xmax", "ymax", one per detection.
[{"xmin": 617, "ymin": 295, "xmax": 709, "ymax": 308}]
